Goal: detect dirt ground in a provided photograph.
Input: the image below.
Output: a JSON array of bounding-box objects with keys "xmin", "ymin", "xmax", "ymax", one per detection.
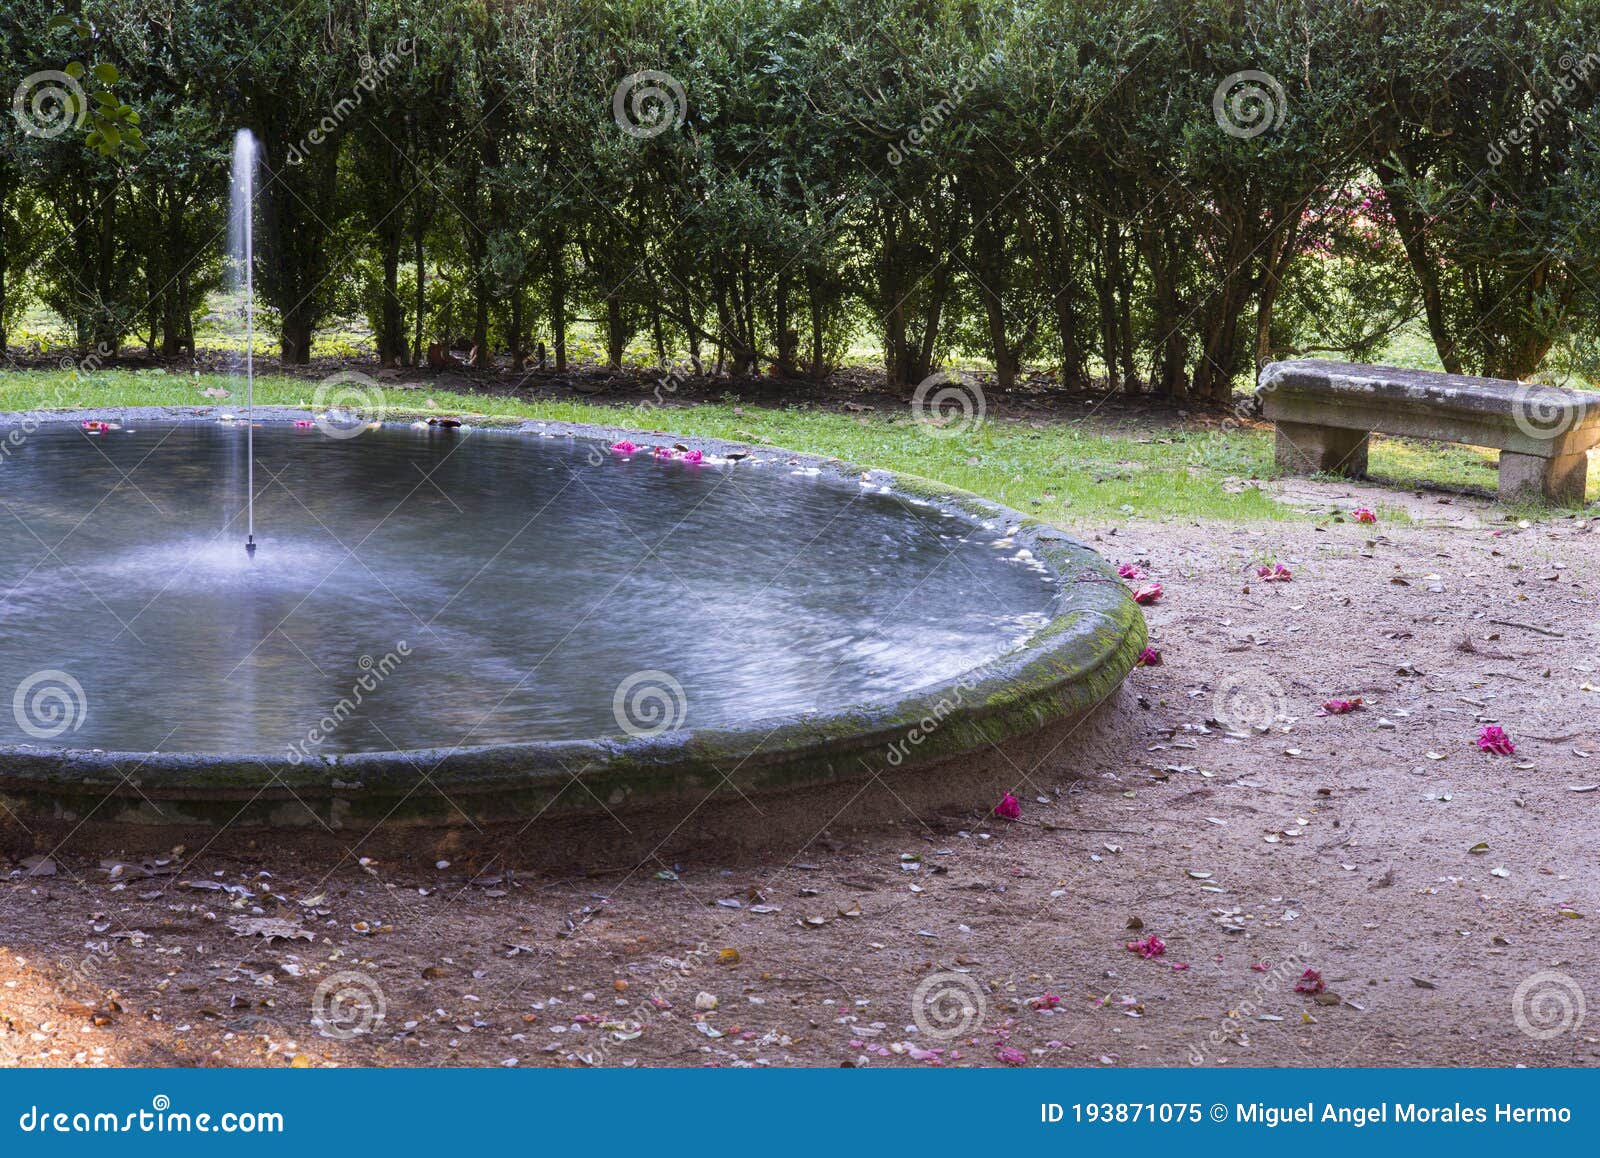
[{"xmin": 2, "ymin": 474, "xmax": 1597, "ymax": 1070}]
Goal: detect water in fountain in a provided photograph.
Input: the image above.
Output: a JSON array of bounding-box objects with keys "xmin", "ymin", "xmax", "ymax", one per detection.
[
  {"xmin": 0, "ymin": 427, "xmax": 1058, "ymax": 754},
  {"xmin": 228, "ymin": 128, "xmax": 258, "ymax": 556}
]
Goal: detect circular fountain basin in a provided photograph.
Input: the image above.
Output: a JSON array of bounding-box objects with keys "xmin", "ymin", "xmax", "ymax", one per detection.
[{"xmin": 0, "ymin": 408, "xmax": 1144, "ymax": 834}]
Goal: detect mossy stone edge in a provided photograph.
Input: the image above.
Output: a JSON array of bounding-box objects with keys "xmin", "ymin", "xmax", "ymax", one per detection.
[{"xmin": 0, "ymin": 409, "xmax": 1147, "ymax": 829}]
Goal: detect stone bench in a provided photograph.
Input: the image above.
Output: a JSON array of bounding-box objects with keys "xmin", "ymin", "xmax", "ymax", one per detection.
[{"xmin": 1255, "ymin": 359, "xmax": 1600, "ymax": 505}]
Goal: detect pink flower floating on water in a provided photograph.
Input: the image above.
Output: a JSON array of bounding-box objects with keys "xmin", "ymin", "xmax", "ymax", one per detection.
[
  {"xmin": 1351, "ymin": 507, "xmax": 1377, "ymax": 524},
  {"xmin": 653, "ymin": 446, "xmax": 674, "ymax": 459},
  {"xmin": 1126, "ymin": 933, "xmax": 1166, "ymax": 959},
  {"xmin": 995, "ymin": 792, "xmax": 1022, "ymax": 821},
  {"xmin": 293, "ymin": 419, "xmax": 314, "ymax": 428},
  {"xmin": 1477, "ymin": 725, "xmax": 1515, "ymax": 755},
  {"xmin": 609, "ymin": 440, "xmax": 639, "ymax": 455},
  {"xmin": 1318, "ymin": 696, "xmax": 1363, "ymax": 716},
  {"xmin": 682, "ymin": 449, "xmax": 704, "ymax": 464},
  {"xmin": 1117, "ymin": 563, "xmax": 1147, "ymax": 580},
  {"xmin": 1294, "ymin": 968, "xmax": 1325, "ymax": 995},
  {"xmin": 1257, "ymin": 563, "xmax": 1292, "ymax": 582},
  {"xmin": 1132, "ymin": 583, "xmax": 1163, "ymax": 605},
  {"xmin": 994, "ymin": 1045, "xmax": 1028, "ymax": 1067},
  {"xmin": 1137, "ymin": 646, "xmax": 1162, "ymax": 666}
]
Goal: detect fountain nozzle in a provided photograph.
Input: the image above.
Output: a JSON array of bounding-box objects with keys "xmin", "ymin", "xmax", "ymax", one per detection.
[{"xmin": 245, "ymin": 535, "xmax": 257, "ymax": 557}]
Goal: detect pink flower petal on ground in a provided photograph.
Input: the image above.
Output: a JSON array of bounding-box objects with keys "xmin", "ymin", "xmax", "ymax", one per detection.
[
  {"xmin": 907, "ymin": 1045, "xmax": 943, "ymax": 1062},
  {"xmin": 1352, "ymin": 507, "xmax": 1377, "ymax": 524},
  {"xmin": 1317, "ymin": 696, "xmax": 1363, "ymax": 716},
  {"xmin": 1294, "ymin": 968, "xmax": 1325, "ymax": 995},
  {"xmin": 1117, "ymin": 563, "xmax": 1147, "ymax": 580},
  {"xmin": 1250, "ymin": 961, "xmax": 1270, "ymax": 972},
  {"xmin": 1030, "ymin": 993, "xmax": 1062, "ymax": 1010},
  {"xmin": 1477, "ymin": 725, "xmax": 1515, "ymax": 755},
  {"xmin": 682, "ymin": 449, "xmax": 704, "ymax": 463},
  {"xmin": 1126, "ymin": 934, "xmax": 1166, "ymax": 959},
  {"xmin": 994, "ymin": 1046, "xmax": 1028, "ymax": 1066},
  {"xmin": 609, "ymin": 440, "xmax": 639, "ymax": 455},
  {"xmin": 1257, "ymin": 563, "xmax": 1292, "ymax": 582},
  {"xmin": 1132, "ymin": 583, "xmax": 1163, "ymax": 605},
  {"xmin": 1137, "ymin": 646, "xmax": 1162, "ymax": 666},
  {"xmin": 995, "ymin": 792, "xmax": 1021, "ymax": 821},
  {"xmin": 1171, "ymin": 962, "xmax": 1190, "ymax": 971}
]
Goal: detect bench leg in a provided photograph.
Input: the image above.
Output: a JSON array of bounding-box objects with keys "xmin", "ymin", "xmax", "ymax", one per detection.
[
  {"xmin": 1273, "ymin": 421, "xmax": 1370, "ymax": 478},
  {"xmin": 1498, "ymin": 449, "xmax": 1588, "ymax": 505}
]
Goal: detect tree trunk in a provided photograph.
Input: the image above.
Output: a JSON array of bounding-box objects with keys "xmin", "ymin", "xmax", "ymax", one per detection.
[
  {"xmin": 605, "ymin": 295, "xmax": 626, "ymax": 370},
  {"xmin": 412, "ymin": 223, "xmax": 425, "ymax": 367},
  {"xmin": 378, "ymin": 227, "xmax": 403, "ymax": 367},
  {"xmin": 472, "ymin": 294, "xmax": 489, "ymax": 370},
  {"xmin": 509, "ymin": 287, "xmax": 524, "ymax": 371}
]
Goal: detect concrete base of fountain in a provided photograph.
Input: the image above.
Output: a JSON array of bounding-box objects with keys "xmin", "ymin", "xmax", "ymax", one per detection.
[{"xmin": 0, "ymin": 410, "xmax": 1146, "ymax": 857}]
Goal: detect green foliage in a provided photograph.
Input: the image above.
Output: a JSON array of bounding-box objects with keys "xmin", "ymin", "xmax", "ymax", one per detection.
[
  {"xmin": 3, "ymin": 0, "xmax": 1600, "ymax": 390},
  {"xmin": 51, "ymin": 13, "xmax": 144, "ymax": 158}
]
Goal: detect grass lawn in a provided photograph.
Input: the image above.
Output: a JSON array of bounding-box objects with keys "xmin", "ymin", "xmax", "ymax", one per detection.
[{"xmin": 0, "ymin": 367, "xmax": 1572, "ymax": 522}]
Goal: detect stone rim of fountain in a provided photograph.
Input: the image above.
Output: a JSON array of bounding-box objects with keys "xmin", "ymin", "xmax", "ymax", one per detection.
[{"xmin": 0, "ymin": 408, "xmax": 1147, "ymax": 830}]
